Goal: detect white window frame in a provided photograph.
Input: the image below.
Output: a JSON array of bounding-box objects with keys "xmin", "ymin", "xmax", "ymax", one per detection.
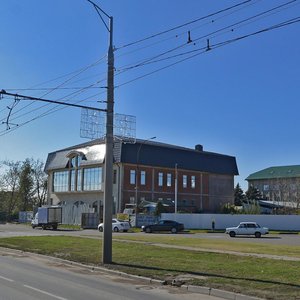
[
  {"xmin": 158, "ymin": 172, "xmax": 163, "ymax": 186},
  {"xmin": 130, "ymin": 170, "xmax": 136, "ymax": 185},
  {"xmin": 167, "ymin": 173, "xmax": 172, "ymax": 187},
  {"xmin": 183, "ymin": 175, "xmax": 187, "ymax": 188},
  {"xmin": 191, "ymin": 175, "xmax": 196, "ymax": 189},
  {"xmin": 140, "ymin": 170, "xmax": 146, "ymax": 185}
]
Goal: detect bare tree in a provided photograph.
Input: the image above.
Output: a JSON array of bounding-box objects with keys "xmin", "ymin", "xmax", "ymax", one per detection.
[
  {"xmin": 31, "ymin": 159, "xmax": 47, "ymax": 207},
  {"xmin": 0, "ymin": 160, "xmax": 22, "ymax": 220}
]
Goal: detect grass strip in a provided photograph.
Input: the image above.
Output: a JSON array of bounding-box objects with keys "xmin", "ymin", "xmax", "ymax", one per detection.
[
  {"xmin": 0, "ymin": 236, "xmax": 299, "ymax": 299},
  {"xmin": 113, "ymin": 234, "xmax": 300, "ymax": 258}
]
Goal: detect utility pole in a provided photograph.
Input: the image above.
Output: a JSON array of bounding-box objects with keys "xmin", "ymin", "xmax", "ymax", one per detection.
[
  {"xmin": 175, "ymin": 163, "xmax": 178, "ymax": 219},
  {"xmin": 86, "ymin": 0, "xmax": 114, "ymax": 265},
  {"xmin": 103, "ymin": 16, "xmax": 114, "ymax": 264}
]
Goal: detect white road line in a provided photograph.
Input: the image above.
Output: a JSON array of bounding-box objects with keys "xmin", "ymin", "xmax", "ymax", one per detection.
[
  {"xmin": 0, "ymin": 275, "xmax": 14, "ymax": 282},
  {"xmin": 23, "ymin": 285, "xmax": 68, "ymax": 300}
]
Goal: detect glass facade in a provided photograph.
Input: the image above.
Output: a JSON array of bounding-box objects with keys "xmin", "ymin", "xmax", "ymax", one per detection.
[
  {"xmin": 70, "ymin": 170, "xmax": 76, "ymax": 191},
  {"xmin": 83, "ymin": 167, "xmax": 102, "ymax": 191},
  {"xmin": 52, "ymin": 155, "xmax": 102, "ymax": 192},
  {"xmin": 53, "ymin": 171, "xmax": 69, "ymax": 192},
  {"xmin": 77, "ymin": 169, "xmax": 82, "ymax": 191}
]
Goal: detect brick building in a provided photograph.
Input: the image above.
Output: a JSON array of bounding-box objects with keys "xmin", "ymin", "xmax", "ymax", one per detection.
[{"xmin": 45, "ymin": 138, "xmax": 238, "ymax": 218}]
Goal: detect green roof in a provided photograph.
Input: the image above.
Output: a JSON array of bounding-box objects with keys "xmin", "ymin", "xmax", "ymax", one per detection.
[{"xmin": 246, "ymin": 165, "xmax": 300, "ymax": 181}]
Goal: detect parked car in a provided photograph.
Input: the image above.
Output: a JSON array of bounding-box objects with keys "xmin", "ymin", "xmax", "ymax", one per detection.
[
  {"xmin": 225, "ymin": 222, "xmax": 269, "ymax": 238},
  {"xmin": 98, "ymin": 219, "xmax": 130, "ymax": 232},
  {"xmin": 142, "ymin": 220, "xmax": 184, "ymax": 234}
]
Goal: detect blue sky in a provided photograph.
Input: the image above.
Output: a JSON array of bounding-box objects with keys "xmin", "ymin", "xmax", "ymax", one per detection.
[{"xmin": 0, "ymin": 0, "xmax": 299, "ymax": 190}]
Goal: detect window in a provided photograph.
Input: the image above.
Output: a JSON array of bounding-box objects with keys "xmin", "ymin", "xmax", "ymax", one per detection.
[
  {"xmin": 53, "ymin": 171, "xmax": 69, "ymax": 192},
  {"xmin": 130, "ymin": 170, "xmax": 136, "ymax": 185},
  {"xmin": 140, "ymin": 171, "xmax": 146, "ymax": 185},
  {"xmin": 183, "ymin": 175, "xmax": 187, "ymax": 188},
  {"xmin": 83, "ymin": 167, "xmax": 102, "ymax": 191},
  {"xmin": 263, "ymin": 184, "xmax": 269, "ymax": 191},
  {"xmin": 158, "ymin": 172, "xmax": 163, "ymax": 186},
  {"xmin": 191, "ymin": 175, "xmax": 196, "ymax": 189},
  {"xmin": 70, "ymin": 170, "xmax": 76, "ymax": 191},
  {"xmin": 77, "ymin": 169, "xmax": 82, "ymax": 191},
  {"xmin": 167, "ymin": 173, "xmax": 172, "ymax": 187},
  {"xmin": 113, "ymin": 170, "xmax": 117, "ymax": 184}
]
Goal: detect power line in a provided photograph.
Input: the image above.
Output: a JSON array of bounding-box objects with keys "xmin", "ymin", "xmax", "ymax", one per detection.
[
  {"xmin": 1, "ymin": 56, "xmax": 107, "ymax": 123},
  {"xmin": 116, "ymin": 16, "xmax": 300, "ymax": 89},
  {"xmin": 1, "ymin": 2, "xmax": 298, "ymax": 137},
  {"xmin": 116, "ymin": 0, "xmax": 253, "ymax": 50},
  {"xmin": 117, "ymin": 0, "xmax": 299, "ymax": 73}
]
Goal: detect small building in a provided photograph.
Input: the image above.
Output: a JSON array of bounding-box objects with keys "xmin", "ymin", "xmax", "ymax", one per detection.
[
  {"xmin": 246, "ymin": 165, "xmax": 300, "ymax": 211},
  {"xmin": 44, "ymin": 138, "xmax": 238, "ymax": 223}
]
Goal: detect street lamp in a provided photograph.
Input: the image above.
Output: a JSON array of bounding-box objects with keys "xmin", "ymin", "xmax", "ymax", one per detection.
[{"xmin": 135, "ymin": 136, "xmax": 156, "ymax": 225}]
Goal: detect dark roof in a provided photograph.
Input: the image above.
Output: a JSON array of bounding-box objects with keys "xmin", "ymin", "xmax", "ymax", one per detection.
[
  {"xmin": 246, "ymin": 165, "xmax": 300, "ymax": 181},
  {"xmin": 45, "ymin": 138, "xmax": 238, "ymax": 175},
  {"xmin": 121, "ymin": 140, "xmax": 238, "ymax": 175}
]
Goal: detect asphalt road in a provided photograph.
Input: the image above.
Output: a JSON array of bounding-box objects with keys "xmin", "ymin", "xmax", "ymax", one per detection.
[
  {"xmin": 0, "ymin": 249, "xmax": 223, "ymax": 300},
  {"xmin": 0, "ymin": 223, "xmax": 299, "ymax": 246}
]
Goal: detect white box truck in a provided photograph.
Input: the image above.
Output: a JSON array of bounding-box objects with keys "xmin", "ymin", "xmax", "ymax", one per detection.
[{"xmin": 31, "ymin": 206, "xmax": 62, "ymax": 230}]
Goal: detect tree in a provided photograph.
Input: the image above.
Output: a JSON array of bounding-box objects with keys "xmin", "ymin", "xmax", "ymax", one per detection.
[
  {"xmin": 246, "ymin": 185, "xmax": 262, "ymax": 201},
  {"xmin": 0, "ymin": 158, "xmax": 48, "ymax": 221},
  {"xmin": 154, "ymin": 201, "xmax": 166, "ymax": 217},
  {"xmin": 19, "ymin": 159, "xmax": 35, "ymax": 211},
  {"xmin": 234, "ymin": 183, "xmax": 245, "ymax": 206},
  {"xmin": 30, "ymin": 159, "xmax": 47, "ymax": 207},
  {"xmin": 0, "ymin": 160, "xmax": 22, "ymax": 220}
]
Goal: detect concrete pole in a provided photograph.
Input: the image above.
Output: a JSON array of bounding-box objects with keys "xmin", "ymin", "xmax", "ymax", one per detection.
[
  {"xmin": 102, "ymin": 16, "xmax": 114, "ymax": 264},
  {"xmin": 175, "ymin": 163, "xmax": 178, "ymax": 218}
]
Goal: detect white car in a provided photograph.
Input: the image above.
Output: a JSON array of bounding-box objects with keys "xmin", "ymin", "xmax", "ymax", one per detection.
[
  {"xmin": 98, "ymin": 219, "xmax": 130, "ymax": 232},
  {"xmin": 225, "ymin": 222, "xmax": 269, "ymax": 238}
]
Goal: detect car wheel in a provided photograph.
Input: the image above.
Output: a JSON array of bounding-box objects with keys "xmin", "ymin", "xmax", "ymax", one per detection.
[
  {"xmin": 98, "ymin": 226, "xmax": 103, "ymax": 232},
  {"xmin": 171, "ymin": 227, "xmax": 177, "ymax": 234},
  {"xmin": 145, "ymin": 227, "xmax": 152, "ymax": 233},
  {"xmin": 255, "ymin": 232, "xmax": 261, "ymax": 238},
  {"xmin": 229, "ymin": 231, "xmax": 236, "ymax": 237},
  {"xmin": 113, "ymin": 227, "xmax": 119, "ymax": 232}
]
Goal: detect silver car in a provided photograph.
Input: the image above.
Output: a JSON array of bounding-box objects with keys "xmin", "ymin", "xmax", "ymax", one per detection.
[
  {"xmin": 98, "ymin": 218, "xmax": 130, "ymax": 232},
  {"xmin": 226, "ymin": 222, "xmax": 269, "ymax": 238}
]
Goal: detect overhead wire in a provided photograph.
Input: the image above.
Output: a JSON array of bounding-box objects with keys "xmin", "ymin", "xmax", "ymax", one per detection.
[
  {"xmin": 115, "ymin": 16, "xmax": 300, "ymax": 89},
  {"xmin": 0, "ymin": 55, "xmax": 107, "ymax": 124},
  {"xmin": 114, "ymin": 0, "xmax": 261, "ymax": 61},
  {"xmin": 117, "ymin": 0, "xmax": 299, "ymax": 72},
  {"xmin": 1, "ymin": 1, "xmax": 299, "ymax": 136},
  {"xmin": 116, "ymin": 0, "xmax": 253, "ymax": 50}
]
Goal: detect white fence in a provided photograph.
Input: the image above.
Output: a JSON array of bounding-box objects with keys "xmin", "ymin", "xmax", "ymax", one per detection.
[{"xmin": 160, "ymin": 213, "xmax": 300, "ymax": 231}]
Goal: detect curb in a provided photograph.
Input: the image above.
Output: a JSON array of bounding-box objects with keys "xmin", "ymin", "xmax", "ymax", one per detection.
[{"xmin": 0, "ymin": 247, "xmax": 262, "ymax": 300}]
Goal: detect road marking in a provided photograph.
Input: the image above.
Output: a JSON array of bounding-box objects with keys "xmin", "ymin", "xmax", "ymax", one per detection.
[
  {"xmin": 0, "ymin": 275, "xmax": 14, "ymax": 282},
  {"xmin": 23, "ymin": 285, "xmax": 68, "ymax": 300}
]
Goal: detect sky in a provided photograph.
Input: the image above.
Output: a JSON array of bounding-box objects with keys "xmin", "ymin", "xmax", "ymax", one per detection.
[{"xmin": 0, "ymin": 0, "xmax": 299, "ymax": 190}]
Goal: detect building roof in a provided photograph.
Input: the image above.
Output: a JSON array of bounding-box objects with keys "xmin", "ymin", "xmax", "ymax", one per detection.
[
  {"xmin": 246, "ymin": 165, "xmax": 300, "ymax": 181},
  {"xmin": 45, "ymin": 138, "xmax": 238, "ymax": 175}
]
